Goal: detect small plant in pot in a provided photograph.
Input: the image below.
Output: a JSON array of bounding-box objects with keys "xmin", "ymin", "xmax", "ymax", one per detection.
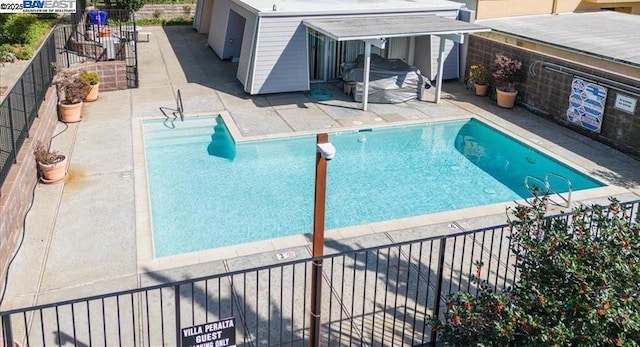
[
  {"xmin": 79, "ymin": 70, "xmax": 100, "ymax": 102},
  {"xmin": 491, "ymin": 53, "xmax": 523, "ymax": 108},
  {"xmin": 53, "ymin": 66, "xmax": 85, "ymax": 123},
  {"xmin": 34, "ymin": 141, "xmax": 67, "ymax": 183},
  {"xmin": 469, "ymin": 64, "xmax": 490, "ymax": 96}
]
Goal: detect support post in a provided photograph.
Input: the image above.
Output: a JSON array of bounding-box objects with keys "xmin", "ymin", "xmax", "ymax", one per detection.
[
  {"xmin": 362, "ymin": 43, "xmax": 371, "ymax": 111},
  {"xmin": 434, "ymin": 37, "xmax": 447, "ymax": 104},
  {"xmin": 309, "ymin": 133, "xmax": 329, "ymax": 347}
]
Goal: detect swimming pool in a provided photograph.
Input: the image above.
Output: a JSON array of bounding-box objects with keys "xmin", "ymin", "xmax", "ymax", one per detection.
[{"xmin": 143, "ymin": 116, "xmax": 603, "ymax": 257}]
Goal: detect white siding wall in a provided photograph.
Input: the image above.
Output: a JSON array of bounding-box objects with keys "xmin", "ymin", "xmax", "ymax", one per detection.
[
  {"xmin": 236, "ymin": 13, "xmax": 256, "ymax": 90},
  {"xmin": 250, "ymin": 17, "xmax": 309, "ymax": 94},
  {"xmin": 207, "ymin": 0, "xmax": 231, "ymax": 57},
  {"xmin": 428, "ymin": 36, "xmax": 459, "ymax": 80}
]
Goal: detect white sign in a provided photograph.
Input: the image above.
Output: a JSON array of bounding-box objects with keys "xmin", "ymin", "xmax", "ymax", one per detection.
[
  {"xmin": 0, "ymin": 0, "xmax": 76, "ymax": 13},
  {"xmin": 614, "ymin": 93, "xmax": 637, "ymax": 114},
  {"xmin": 566, "ymin": 77, "xmax": 607, "ymax": 133}
]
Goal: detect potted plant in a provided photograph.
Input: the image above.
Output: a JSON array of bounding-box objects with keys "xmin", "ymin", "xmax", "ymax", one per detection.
[
  {"xmin": 34, "ymin": 141, "xmax": 67, "ymax": 183},
  {"xmin": 491, "ymin": 53, "xmax": 523, "ymax": 108},
  {"xmin": 53, "ymin": 67, "xmax": 85, "ymax": 122},
  {"xmin": 469, "ymin": 64, "xmax": 490, "ymax": 96},
  {"xmin": 79, "ymin": 70, "xmax": 100, "ymax": 102}
]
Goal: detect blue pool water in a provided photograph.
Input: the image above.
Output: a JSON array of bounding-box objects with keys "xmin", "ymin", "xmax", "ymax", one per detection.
[{"xmin": 144, "ymin": 116, "xmax": 603, "ymax": 257}]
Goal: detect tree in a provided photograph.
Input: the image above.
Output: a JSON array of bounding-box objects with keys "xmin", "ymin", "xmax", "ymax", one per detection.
[
  {"xmin": 116, "ymin": 0, "xmax": 145, "ymax": 12},
  {"xmin": 432, "ymin": 195, "xmax": 640, "ymax": 346}
]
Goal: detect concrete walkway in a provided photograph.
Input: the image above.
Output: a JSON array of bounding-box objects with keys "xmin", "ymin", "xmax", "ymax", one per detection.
[{"xmin": 3, "ymin": 24, "xmax": 640, "ymax": 315}]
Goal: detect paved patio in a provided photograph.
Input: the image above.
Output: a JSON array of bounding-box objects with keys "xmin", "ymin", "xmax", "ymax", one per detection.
[{"xmin": 2, "ymin": 24, "xmax": 640, "ymax": 316}]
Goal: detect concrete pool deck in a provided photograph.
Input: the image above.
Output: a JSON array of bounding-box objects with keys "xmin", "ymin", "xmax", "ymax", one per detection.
[{"xmin": 2, "ymin": 25, "xmax": 640, "ymax": 311}]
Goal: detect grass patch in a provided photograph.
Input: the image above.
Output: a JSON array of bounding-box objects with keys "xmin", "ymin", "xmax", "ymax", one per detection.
[
  {"xmin": 0, "ymin": 13, "xmax": 56, "ymax": 61},
  {"xmin": 136, "ymin": 17, "xmax": 193, "ymax": 26}
]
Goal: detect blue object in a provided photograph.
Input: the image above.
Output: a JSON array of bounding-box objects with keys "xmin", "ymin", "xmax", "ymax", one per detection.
[{"xmin": 88, "ymin": 10, "xmax": 107, "ymax": 25}]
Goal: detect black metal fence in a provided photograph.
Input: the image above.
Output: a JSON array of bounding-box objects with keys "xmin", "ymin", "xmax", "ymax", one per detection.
[
  {"xmin": 2, "ymin": 200, "xmax": 637, "ymax": 346},
  {"xmin": 0, "ymin": 33, "xmax": 57, "ymax": 192},
  {"xmin": 63, "ymin": 8, "xmax": 139, "ymax": 87}
]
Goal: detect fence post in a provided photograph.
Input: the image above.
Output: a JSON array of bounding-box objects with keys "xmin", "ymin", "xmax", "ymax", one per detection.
[
  {"xmin": 6, "ymin": 97, "xmax": 18, "ymax": 164},
  {"xmin": 2, "ymin": 314, "xmax": 14, "ymax": 347},
  {"xmin": 20, "ymin": 79, "xmax": 29, "ymax": 131},
  {"xmin": 174, "ymin": 285, "xmax": 181, "ymax": 347},
  {"xmin": 430, "ymin": 238, "xmax": 447, "ymax": 346}
]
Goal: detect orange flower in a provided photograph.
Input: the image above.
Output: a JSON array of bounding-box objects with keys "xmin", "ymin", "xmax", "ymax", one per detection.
[
  {"xmin": 496, "ymin": 301, "xmax": 505, "ymax": 312},
  {"xmin": 451, "ymin": 315, "xmax": 461, "ymax": 325},
  {"xmin": 602, "ymin": 301, "xmax": 610, "ymax": 310},
  {"xmin": 465, "ymin": 301, "xmax": 473, "ymax": 311},
  {"xmin": 537, "ymin": 295, "xmax": 545, "ymax": 304},
  {"xmin": 597, "ymin": 309, "xmax": 605, "ymax": 317}
]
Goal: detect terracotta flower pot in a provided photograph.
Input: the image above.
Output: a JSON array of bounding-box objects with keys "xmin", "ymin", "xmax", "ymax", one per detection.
[
  {"xmin": 59, "ymin": 101, "xmax": 83, "ymax": 123},
  {"xmin": 38, "ymin": 156, "xmax": 67, "ymax": 183},
  {"xmin": 496, "ymin": 89, "xmax": 518, "ymax": 108},
  {"xmin": 84, "ymin": 83, "xmax": 99, "ymax": 102},
  {"xmin": 474, "ymin": 84, "xmax": 488, "ymax": 96}
]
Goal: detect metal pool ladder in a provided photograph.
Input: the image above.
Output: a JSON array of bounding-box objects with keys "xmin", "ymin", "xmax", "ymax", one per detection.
[{"xmin": 524, "ymin": 172, "xmax": 573, "ymax": 207}]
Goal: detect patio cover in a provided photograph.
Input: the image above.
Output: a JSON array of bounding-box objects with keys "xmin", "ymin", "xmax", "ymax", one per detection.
[{"xmin": 303, "ymin": 15, "xmax": 489, "ymax": 110}]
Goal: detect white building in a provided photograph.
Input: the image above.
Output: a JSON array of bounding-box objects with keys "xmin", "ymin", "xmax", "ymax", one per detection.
[{"xmin": 193, "ymin": 0, "xmax": 485, "ymax": 101}]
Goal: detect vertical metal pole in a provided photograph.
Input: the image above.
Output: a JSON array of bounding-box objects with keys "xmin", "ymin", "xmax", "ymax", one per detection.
[
  {"xmin": 174, "ymin": 285, "xmax": 181, "ymax": 347},
  {"xmin": 435, "ymin": 37, "xmax": 447, "ymax": 104},
  {"xmin": 430, "ymin": 238, "xmax": 447, "ymax": 346},
  {"xmin": 2, "ymin": 314, "xmax": 14, "ymax": 347},
  {"xmin": 310, "ymin": 133, "xmax": 328, "ymax": 347},
  {"xmin": 362, "ymin": 43, "xmax": 371, "ymax": 111},
  {"xmin": 6, "ymin": 97, "xmax": 18, "ymax": 164}
]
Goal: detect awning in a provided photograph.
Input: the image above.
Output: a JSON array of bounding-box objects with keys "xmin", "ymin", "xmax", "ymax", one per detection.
[
  {"xmin": 303, "ymin": 15, "xmax": 490, "ymax": 110},
  {"xmin": 304, "ymin": 15, "xmax": 488, "ymax": 41}
]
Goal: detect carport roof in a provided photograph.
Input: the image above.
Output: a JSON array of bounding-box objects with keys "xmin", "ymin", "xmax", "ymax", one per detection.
[
  {"xmin": 303, "ymin": 15, "xmax": 489, "ymax": 41},
  {"xmin": 477, "ymin": 11, "xmax": 640, "ymax": 68}
]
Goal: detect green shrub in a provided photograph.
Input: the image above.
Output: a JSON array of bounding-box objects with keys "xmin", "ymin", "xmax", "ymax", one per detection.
[
  {"xmin": 0, "ymin": 43, "xmax": 12, "ymax": 57},
  {"xmin": 136, "ymin": 18, "xmax": 164, "ymax": 26},
  {"xmin": 0, "ymin": 13, "xmax": 49, "ymax": 45},
  {"xmin": 13, "ymin": 45, "xmax": 34, "ymax": 60},
  {"xmin": 165, "ymin": 17, "xmax": 193, "ymax": 26},
  {"xmin": 432, "ymin": 195, "xmax": 640, "ymax": 346},
  {"xmin": 78, "ymin": 70, "xmax": 99, "ymax": 86},
  {"xmin": 136, "ymin": 17, "xmax": 193, "ymax": 26},
  {"xmin": 0, "ymin": 43, "xmax": 16, "ymax": 63},
  {"xmin": 116, "ymin": 0, "xmax": 145, "ymax": 11}
]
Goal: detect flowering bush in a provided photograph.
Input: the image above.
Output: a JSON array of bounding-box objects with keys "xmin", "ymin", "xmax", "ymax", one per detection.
[
  {"xmin": 491, "ymin": 53, "xmax": 523, "ymax": 92},
  {"xmin": 431, "ymin": 195, "xmax": 640, "ymax": 346},
  {"xmin": 469, "ymin": 64, "xmax": 490, "ymax": 85}
]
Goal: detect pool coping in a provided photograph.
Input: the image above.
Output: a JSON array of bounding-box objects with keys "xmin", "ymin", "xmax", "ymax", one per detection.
[{"xmin": 133, "ymin": 111, "xmax": 627, "ymax": 273}]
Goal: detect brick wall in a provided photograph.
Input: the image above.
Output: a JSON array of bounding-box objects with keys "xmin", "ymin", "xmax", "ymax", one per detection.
[
  {"xmin": 67, "ymin": 61, "xmax": 128, "ymax": 91},
  {"xmin": 135, "ymin": 4, "xmax": 195, "ymax": 20},
  {"xmin": 0, "ymin": 86, "xmax": 58, "ymax": 298},
  {"xmin": 467, "ymin": 35, "xmax": 640, "ymax": 159}
]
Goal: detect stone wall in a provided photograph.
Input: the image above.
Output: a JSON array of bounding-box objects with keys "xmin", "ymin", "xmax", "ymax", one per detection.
[
  {"xmin": 466, "ymin": 35, "xmax": 640, "ymax": 159},
  {"xmin": 67, "ymin": 61, "xmax": 128, "ymax": 91},
  {"xmin": 135, "ymin": 4, "xmax": 195, "ymax": 20},
  {"xmin": 0, "ymin": 86, "xmax": 58, "ymax": 298}
]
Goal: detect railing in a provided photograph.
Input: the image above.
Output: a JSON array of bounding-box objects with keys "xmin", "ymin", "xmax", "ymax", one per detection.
[
  {"xmin": 0, "ymin": 32, "xmax": 57, "ymax": 191},
  {"xmin": 525, "ymin": 172, "xmax": 573, "ymax": 207},
  {"xmin": 63, "ymin": 8, "xmax": 139, "ymax": 87},
  {"xmin": 2, "ymin": 200, "xmax": 639, "ymax": 346}
]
